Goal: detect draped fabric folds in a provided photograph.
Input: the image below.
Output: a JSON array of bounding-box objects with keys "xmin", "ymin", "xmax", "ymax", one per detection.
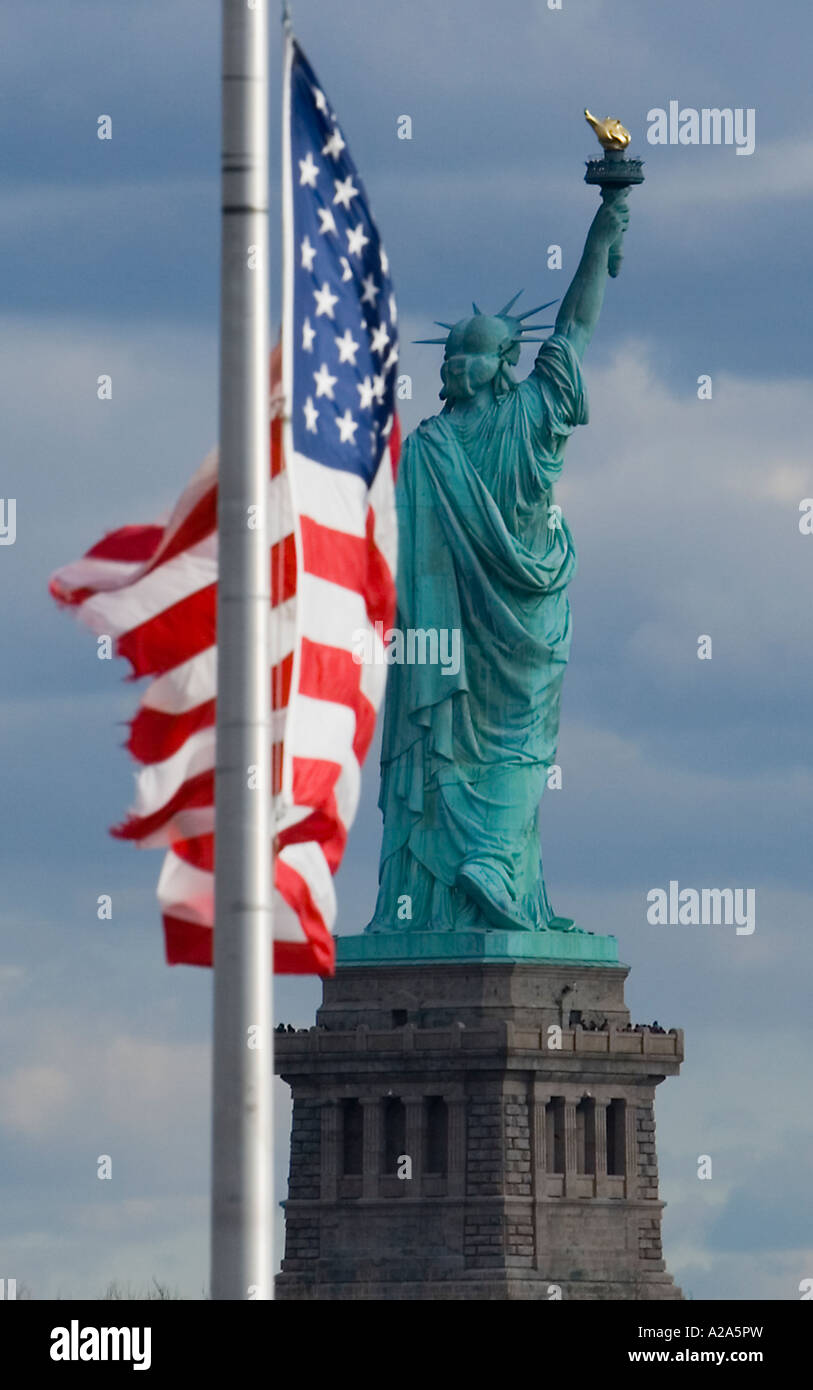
[{"xmin": 370, "ymin": 333, "xmax": 587, "ymax": 934}]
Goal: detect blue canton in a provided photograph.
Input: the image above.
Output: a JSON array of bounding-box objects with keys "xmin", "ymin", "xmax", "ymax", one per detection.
[{"xmin": 289, "ymin": 43, "xmax": 398, "ymax": 484}]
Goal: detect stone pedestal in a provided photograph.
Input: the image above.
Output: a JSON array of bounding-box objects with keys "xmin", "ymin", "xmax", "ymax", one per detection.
[{"xmin": 275, "ymin": 942, "xmax": 683, "ymax": 1300}]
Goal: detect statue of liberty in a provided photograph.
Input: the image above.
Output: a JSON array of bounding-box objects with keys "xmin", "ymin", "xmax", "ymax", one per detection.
[{"xmin": 368, "ymin": 158, "xmax": 632, "ymax": 937}]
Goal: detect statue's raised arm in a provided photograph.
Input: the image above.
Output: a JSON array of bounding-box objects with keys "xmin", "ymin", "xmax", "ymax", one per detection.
[{"xmin": 554, "ymin": 187, "xmax": 630, "ymax": 361}]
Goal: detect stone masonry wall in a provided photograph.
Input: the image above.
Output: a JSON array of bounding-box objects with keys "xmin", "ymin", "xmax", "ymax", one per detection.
[
  {"xmin": 287, "ymin": 1097, "xmax": 321, "ymax": 1201},
  {"xmin": 636, "ymin": 1102, "xmax": 659, "ymax": 1200},
  {"xmin": 636, "ymin": 1101, "xmax": 663, "ymax": 1262},
  {"xmin": 464, "ymin": 1093, "xmax": 534, "ymax": 1268}
]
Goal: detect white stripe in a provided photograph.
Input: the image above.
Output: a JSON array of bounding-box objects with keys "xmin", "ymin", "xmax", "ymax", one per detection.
[
  {"xmin": 138, "ymin": 806, "xmax": 215, "ymax": 850},
  {"xmin": 142, "ymin": 647, "xmax": 217, "ymax": 713},
  {"xmin": 80, "ymin": 536, "xmax": 217, "ymax": 637},
  {"xmin": 278, "ymin": 841, "xmax": 335, "ymax": 936},
  {"xmin": 298, "ymin": 573, "xmax": 370, "ymax": 649},
  {"xmin": 290, "ymin": 450, "xmax": 368, "ymax": 537},
  {"xmin": 157, "ymin": 849, "xmax": 213, "ymax": 922},
  {"xmin": 53, "ymin": 554, "xmax": 145, "ymax": 597},
  {"xmin": 333, "ymin": 753, "xmax": 361, "ymax": 828},
  {"xmin": 268, "ymin": 469, "xmax": 295, "ymax": 547},
  {"xmin": 288, "ymin": 695, "xmax": 356, "ymax": 765},
  {"xmin": 128, "ymin": 728, "xmax": 216, "ymax": 817},
  {"xmin": 369, "ymin": 445, "xmax": 398, "ymax": 572}
]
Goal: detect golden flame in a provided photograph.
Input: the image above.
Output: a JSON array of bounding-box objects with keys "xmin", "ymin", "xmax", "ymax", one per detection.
[{"xmin": 584, "ymin": 109, "xmax": 631, "ymax": 151}]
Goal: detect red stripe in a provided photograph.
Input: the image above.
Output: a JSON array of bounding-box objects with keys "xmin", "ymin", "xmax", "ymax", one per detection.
[
  {"xmin": 364, "ymin": 507, "xmax": 397, "ymax": 630},
  {"xmin": 49, "ymin": 574, "xmax": 91, "ymax": 607},
  {"xmin": 272, "ymin": 651, "xmax": 294, "ymax": 710},
  {"xmin": 271, "ymin": 414, "xmax": 284, "ymax": 479},
  {"xmin": 389, "ymin": 414, "xmax": 401, "ymax": 476},
  {"xmin": 112, "ymin": 769, "xmax": 213, "ymax": 841},
  {"xmin": 143, "ymin": 487, "xmax": 216, "ymax": 577},
  {"xmin": 298, "ymin": 638, "xmax": 376, "ymax": 761},
  {"xmin": 163, "ymin": 913, "xmax": 333, "ymax": 975},
  {"xmin": 127, "ymin": 649, "xmax": 294, "ymax": 767},
  {"xmin": 163, "ymin": 916, "xmax": 213, "ymax": 967},
  {"xmin": 271, "ymin": 532, "xmax": 297, "ymax": 606},
  {"xmin": 117, "ymin": 584, "xmax": 216, "ymax": 678},
  {"xmin": 87, "ymin": 525, "xmax": 164, "ymax": 563},
  {"xmin": 299, "ymin": 518, "xmax": 392, "ymax": 631},
  {"xmin": 274, "ymin": 938, "xmax": 333, "ymax": 974},
  {"xmin": 127, "ymin": 698, "xmax": 215, "ymax": 764},
  {"xmin": 172, "ymin": 834, "xmax": 214, "ymax": 872},
  {"xmin": 290, "ymin": 755, "xmax": 342, "ymax": 815},
  {"xmin": 275, "ymin": 858, "xmax": 335, "ymax": 976},
  {"xmin": 277, "ymin": 800, "xmax": 346, "ymax": 873},
  {"xmin": 300, "ymin": 517, "xmax": 365, "ymax": 595}
]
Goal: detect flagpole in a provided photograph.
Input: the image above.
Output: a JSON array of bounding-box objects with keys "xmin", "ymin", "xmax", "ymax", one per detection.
[{"xmin": 211, "ymin": 0, "xmax": 273, "ymax": 1302}]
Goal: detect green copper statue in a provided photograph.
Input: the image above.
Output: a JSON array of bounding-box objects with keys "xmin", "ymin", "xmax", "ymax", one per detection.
[{"xmin": 368, "ymin": 120, "xmax": 634, "ymax": 938}]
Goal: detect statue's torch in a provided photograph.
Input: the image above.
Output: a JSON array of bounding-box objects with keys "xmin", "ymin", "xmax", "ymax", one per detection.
[{"xmin": 584, "ymin": 110, "xmax": 644, "ymax": 278}]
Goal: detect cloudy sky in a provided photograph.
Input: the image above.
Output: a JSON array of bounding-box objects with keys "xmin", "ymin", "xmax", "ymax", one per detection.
[{"xmin": 2, "ymin": 0, "xmax": 812, "ymax": 1300}]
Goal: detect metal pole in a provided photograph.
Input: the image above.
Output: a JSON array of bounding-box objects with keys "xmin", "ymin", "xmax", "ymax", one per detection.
[{"xmin": 211, "ymin": 0, "xmax": 272, "ymax": 1301}]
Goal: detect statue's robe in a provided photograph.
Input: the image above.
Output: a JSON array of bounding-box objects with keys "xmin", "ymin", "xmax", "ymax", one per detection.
[{"xmin": 370, "ymin": 333, "xmax": 587, "ymax": 933}]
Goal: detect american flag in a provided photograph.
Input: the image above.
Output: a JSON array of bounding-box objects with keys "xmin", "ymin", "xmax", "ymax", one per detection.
[{"xmin": 49, "ymin": 36, "xmax": 399, "ymax": 976}]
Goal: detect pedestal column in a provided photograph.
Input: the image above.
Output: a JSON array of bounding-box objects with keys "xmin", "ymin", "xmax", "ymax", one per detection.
[
  {"xmin": 447, "ymin": 1096, "xmax": 466, "ymax": 1198},
  {"xmin": 594, "ymin": 1097, "xmax": 609, "ymax": 1198},
  {"xmin": 404, "ymin": 1095, "xmax": 424, "ymax": 1196},
  {"xmin": 361, "ymin": 1096, "xmax": 382, "ymax": 1200},
  {"xmin": 320, "ymin": 1098, "xmax": 339, "ymax": 1201},
  {"xmin": 564, "ymin": 1096, "xmax": 579, "ymax": 1196}
]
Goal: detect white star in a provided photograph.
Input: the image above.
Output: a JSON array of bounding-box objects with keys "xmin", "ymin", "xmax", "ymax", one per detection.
[
  {"xmin": 370, "ymin": 323, "xmax": 391, "ymax": 357},
  {"xmin": 389, "ymin": 293, "xmax": 398, "ymax": 324},
  {"xmin": 380, "ymin": 247, "xmax": 389, "ymax": 275},
  {"xmin": 317, "ymin": 206, "xmax": 337, "ymax": 236},
  {"xmin": 360, "ymin": 274, "xmax": 380, "ymax": 306},
  {"xmin": 335, "ymin": 328, "xmax": 360, "ymax": 365},
  {"xmin": 300, "ymin": 235, "xmax": 316, "ymax": 271},
  {"xmin": 357, "ymin": 376, "xmax": 375, "ymax": 410},
  {"xmin": 313, "ymin": 362, "xmax": 338, "ymax": 399},
  {"xmin": 382, "ymin": 414, "xmax": 394, "ymax": 440},
  {"xmin": 385, "ymin": 345, "xmax": 399, "ymax": 371},
  {"xmin": 303, "ymin": 396, "xmax": 319, "ymax": 433},
  {"xmin": 335, "ymin": 409, "xmax": 359, "ymax": 444},
  {"xmin": 302, "ymin": 317, "xmax": 316, "ymax": 352},
  {"xmin": 298, "ymin": 152, "xmax": 319, "ymax": 188},
  {"xmin": 346, "ymin": 223, "xmax": 370, "ymax": 257},
  {"xmin": 322, "ymin": 128, "xmax": 346, "ymax": 160},
  {"xmin": 372, "ymin": 373, "xmax": 386, "ymax": 403},
  {"xmin": 313, "ymin": 88, "xmax": 328, "ymax": 113},
  {"xmin": 339, "ymin": 256, "xmax": 353, "ymax": 283},
  {"xmin": 333, "ymin": 175, "xmax": 358, "ymax": 210},
  {"xmin": 313, "ymin": 280, "xmax": 339, "ymax": 318}
]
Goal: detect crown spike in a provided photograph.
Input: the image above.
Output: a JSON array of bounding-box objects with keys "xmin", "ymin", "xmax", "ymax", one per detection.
[
  {"xmin": 434, "ymin": 321, "xmax": 454, "ymax": 330},
  {"xmin": 496, "ymin": 290, "xmax": 523, "ymax": 317},
  {"xmin": 413, "ymin": 337, "xmax": 449, "ymax": 345},
  {"xmin": 518, "ymin": 299, "xmax": 559, "ymax": 320},
  {"xmin": 472, "ymin": 301, "xmax": 483, "ymax": 315},
  {"xmin": 518, "ymin": 323, "xmax": 553, "ymax": 331}
]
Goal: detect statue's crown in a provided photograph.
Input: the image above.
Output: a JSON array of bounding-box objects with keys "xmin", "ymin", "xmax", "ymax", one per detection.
[{"xmin": 414, "ymin": 292, "xmax": 558, "ymax": 352}]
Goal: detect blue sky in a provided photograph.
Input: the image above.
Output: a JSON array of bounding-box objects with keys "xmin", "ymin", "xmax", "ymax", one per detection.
[{"xmin": 1, "ymin": 0, "xmax": 812, "ymax": 1300}]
